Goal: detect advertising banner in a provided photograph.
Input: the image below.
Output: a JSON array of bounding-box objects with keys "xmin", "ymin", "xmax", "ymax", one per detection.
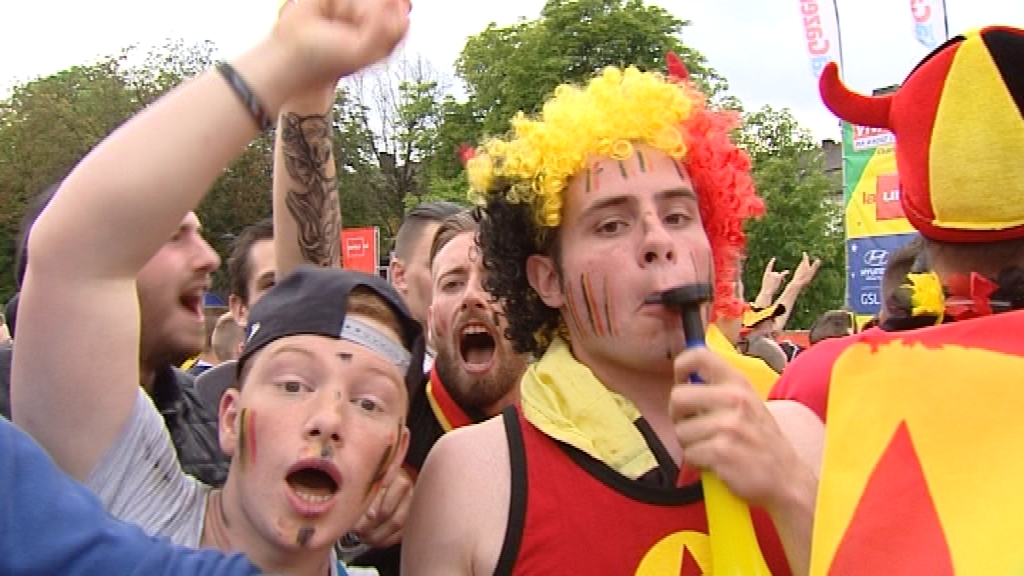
[
  {"xmin": 842, "ymin": 122, "xmax": 918, "ymax": 316},
  {"xmin": 910, "ymin": 0, "xmax": 948, "ymax": 50},
  {"xmin": 798, "ymin": 0, "xmax": 843, "ymax": 77},
  {"xmin": 341, "ymin": 227, "xmax": 380, "ymax": 275}
]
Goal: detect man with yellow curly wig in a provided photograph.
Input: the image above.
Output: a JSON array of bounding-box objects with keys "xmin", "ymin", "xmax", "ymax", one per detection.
[{"xmin": 402, "ymin": 57, "xmax": 822, "ymax": 575}]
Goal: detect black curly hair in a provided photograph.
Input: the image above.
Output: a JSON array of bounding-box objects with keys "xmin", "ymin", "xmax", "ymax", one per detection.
[{"xmin": 478, "ymin": 192, "xmax": 563, "ymax": 357}]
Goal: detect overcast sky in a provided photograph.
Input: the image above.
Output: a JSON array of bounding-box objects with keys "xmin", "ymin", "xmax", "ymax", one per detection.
[{"xmin": 2, "ymin": 0, "xmax": 1022, "ymax": 142}]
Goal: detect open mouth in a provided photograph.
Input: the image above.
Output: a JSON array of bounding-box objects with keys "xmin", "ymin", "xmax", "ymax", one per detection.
[
  {"xmin": 179, "ymin": 290, "xmax": 205, "ymax": 320},
  {"xmin": 286, "ymin": 465, "xmax": 339, "ymax": 505},
  {"xmin": 459, "ymin": 324, "xmax": 496, "ymax": 370}
]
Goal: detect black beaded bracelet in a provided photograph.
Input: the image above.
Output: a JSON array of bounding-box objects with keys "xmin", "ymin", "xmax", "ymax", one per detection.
[{"xmin": 215, "ymin": 61, "xmax": 273, "ymax": 132}]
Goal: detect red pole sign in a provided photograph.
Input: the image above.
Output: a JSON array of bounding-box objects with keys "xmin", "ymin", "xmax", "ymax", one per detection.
[{"xmin": 340, "ymin": 227, "xmax": 379, "ymax": 274}]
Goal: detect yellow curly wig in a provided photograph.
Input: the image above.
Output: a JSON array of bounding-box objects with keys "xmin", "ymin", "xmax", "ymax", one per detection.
[
  {"xmin": 467, "ymin": 64, "xmax": 764, "ymax": 320},
  {"xmin": 467, "ymin": 66, "xmax": 694, "ymax": 226}
]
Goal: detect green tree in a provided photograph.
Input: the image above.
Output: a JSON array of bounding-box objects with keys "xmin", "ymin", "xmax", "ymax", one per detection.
[
  {"xmin": 737, "ymin": 106, "xmax": 845, "ymax": 329},
  {"xmin": 0, "ymin": 40, "xmax": 280, "ymax": 300},
  {"xmin": 456, "ymin": 0, "xmax": 722, "ymax": 138},
  {"xmin": 345, "ymin": 53, "xmax": 467, "ymax": 248},
  {"xmin": 0, "ymin": 56, "xmax": 141, "ymax": 302}
]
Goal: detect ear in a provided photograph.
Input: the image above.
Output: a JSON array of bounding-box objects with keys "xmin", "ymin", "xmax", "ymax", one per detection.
[
  {"xmin": 228, "ymin": 294, "xmax": 249, "ymax": 328},
  {"xmin": 526, "ymin": 254, "xmax": 565, "ymax": 308},
  {"xmin": 218, "ymin": 388, "xmax": 241, "ymax": 457},
  {"xmin": 390, "ymin": 258, "xmax": 408, "ymax": 294}
]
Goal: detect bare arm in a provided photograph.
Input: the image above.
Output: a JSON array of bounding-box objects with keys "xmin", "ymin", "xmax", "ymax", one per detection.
[
  {"xmin": 772, "ymin": 253, "xmax": 821, "ymax": 333},
  {"xmin": 272, "ymin": 88, "xmax": 342, "ymax": 279},
  {"xmin": 765, "ymin": 400, "xmax": 823, "ymax": 576},
  {"xmin": 12, "ymin": 0, "xmax": 409, "ymax": 481},
  {"xmin": 402, "ymin": 418, "xmax": 510, "ymax": 576},
  {"xmin": 12, "ymin": 43, "xmax": 299, "ymax": 480}
]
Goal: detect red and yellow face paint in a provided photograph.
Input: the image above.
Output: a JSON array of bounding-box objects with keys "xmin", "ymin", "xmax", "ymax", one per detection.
[{"xmin": 237, "ymin": 408, "xmax": 257, "ymax": 469}]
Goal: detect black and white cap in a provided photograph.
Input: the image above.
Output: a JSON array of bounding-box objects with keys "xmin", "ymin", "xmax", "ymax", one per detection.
[{"xmin": 195, "ymin": 265, "xmax": 425, "ymax": 409}]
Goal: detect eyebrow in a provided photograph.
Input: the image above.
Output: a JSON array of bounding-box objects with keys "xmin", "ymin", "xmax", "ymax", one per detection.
[
  {"xmin": 435, "ymin": 265, "xmax": 469, "ymax": 286},
  {"xmin": 267, "ymin": 345, "xmax": 317, "ymax": 361},
  {"xmin": 657, "ymin": 187, "xmax": 698, "ymax": 203},
  {"xmin": 349, "ymin": 361, "xmax": 405, "ymax": 397},
  {"xmin": 578, "ymin": 187, "xmax": 698, "ymax": 221}
]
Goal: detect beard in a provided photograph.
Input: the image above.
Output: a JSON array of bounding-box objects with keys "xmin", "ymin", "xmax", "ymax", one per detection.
[{"xmin": 433, "ymin": 345, "xmax": 527, "ymax": 414}]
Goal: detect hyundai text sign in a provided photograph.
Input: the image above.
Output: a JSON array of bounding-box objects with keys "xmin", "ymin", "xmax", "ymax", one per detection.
[
  {"xmin": 847, "ymin": 234, "xmax": 917, "ymax": 315},
  {"xmin": 341, "ymin": 227, "xmax": 379, "ymax": 274}
]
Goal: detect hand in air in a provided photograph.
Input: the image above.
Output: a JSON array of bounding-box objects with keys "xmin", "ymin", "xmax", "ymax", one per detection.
[
  {"xmin": 759, "ymin": 257, "xmax": 789, "ymax": 301},
  {"xmin": 274, "ymin": 0, "xmax": 410, "ymax": 90}
]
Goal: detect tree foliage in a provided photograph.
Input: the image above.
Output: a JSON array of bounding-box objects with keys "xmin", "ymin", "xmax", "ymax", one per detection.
[
  {"xmin": 0, "ymin": 3, "xmax": 849, "ymax": 321},
  {"xmin": 456, "ymin": 0, "xmax": 721, "ymax": 139},
  {"xmin": 737, "ymin": 106, "xmax": 845, "ymax": 328}
]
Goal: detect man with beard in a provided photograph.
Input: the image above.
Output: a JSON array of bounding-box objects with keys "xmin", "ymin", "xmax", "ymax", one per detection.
[
  {"xmin": 11, "ymin": 1, "xmax": 415, "ymax": 574},
  {"xmin": 0, "ymin": 181, "xmax": 228, "ymax": 486},
  {"xmin": 353, "ymin": 209, "xmax": 529, "ymax": 575},
  {"xmin": 415, "ymin": 209, "xmax": 529, "ymax": 465}
]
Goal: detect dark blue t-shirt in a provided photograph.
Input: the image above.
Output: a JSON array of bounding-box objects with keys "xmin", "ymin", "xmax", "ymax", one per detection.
[{"xmin": 0, "ymin": 416, "xmax": 260, "ymax": 575}]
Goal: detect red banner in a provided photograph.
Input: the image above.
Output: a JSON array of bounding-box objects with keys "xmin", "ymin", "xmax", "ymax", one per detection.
[{"xmin": 340, "ymin": 227, "xmax": 379, "ymax": 274}]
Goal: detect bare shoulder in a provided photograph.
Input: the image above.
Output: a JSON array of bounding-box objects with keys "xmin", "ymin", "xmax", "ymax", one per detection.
[{"xmin": 402, "ymin": 414, "xmax": 512, "ymax": 576}]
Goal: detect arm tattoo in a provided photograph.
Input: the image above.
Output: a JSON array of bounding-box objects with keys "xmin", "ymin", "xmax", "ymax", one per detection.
[{"xmin": 281, "ymin": 112, "xmax": 342, "ymax": 267}]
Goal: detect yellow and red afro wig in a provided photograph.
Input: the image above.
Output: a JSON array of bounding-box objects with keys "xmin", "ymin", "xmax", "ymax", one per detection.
[
  {"xmin": 820, "ymin": 25, "xmax": 1024, "ymax": 242},
  {"xmin": 466, "ymin": 54, "xmax": 764, "ymax": 320}
]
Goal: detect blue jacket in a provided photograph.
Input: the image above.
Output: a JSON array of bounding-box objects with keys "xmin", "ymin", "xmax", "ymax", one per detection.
[{"xmin": 0, "ymin": 416, "xmax": 259, "ymax": 575}]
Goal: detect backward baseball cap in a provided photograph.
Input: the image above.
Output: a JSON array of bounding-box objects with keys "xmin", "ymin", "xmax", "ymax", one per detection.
[{"xmin": 195, "ymin": 265, "xmax": 425, "ymax": 407}]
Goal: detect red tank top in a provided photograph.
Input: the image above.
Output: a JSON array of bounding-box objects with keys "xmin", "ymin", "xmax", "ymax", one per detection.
[{"xmin": 494, "ymin": 407, "xmax": 791, "ymax": 576}]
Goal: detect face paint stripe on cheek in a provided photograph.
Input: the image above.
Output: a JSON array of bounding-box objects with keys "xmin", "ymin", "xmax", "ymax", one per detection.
[
  {"xmin": 617, "ymin": 160, "xmax": 629, "ymax": 180},
  {"xmin": 364, "ymin": 425, "xmax": 400, "ymax": 499},
  {"xmin": 603, "ymin": 275, "xmax": 616, "ymax": 337},
  {"xmin": 580, "ymin": 273, "xmax": 603, "ymax": 337},
  {"xmin": 238, "ymin": 408, "xmax": 249, "ymax": 469},
  {"xmin": 247, "ymin": 409, "xmax": 257, "ymax": 467},
  {"xmin": 637, "ymin": 150, "xmax": 647, "ymax": 173},
  {"xmin": 564, "ymin": 280, "xmax": 586, "ymax": 338},
  {"xmin": 584, "ymin": 273, "xmax": 606, "ymax": 337}
]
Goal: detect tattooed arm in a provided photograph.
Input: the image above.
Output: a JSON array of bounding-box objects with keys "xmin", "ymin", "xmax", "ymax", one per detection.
[{"xmin": 272, "ymin": 89, "xmax": 342, "ymax": 278}]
